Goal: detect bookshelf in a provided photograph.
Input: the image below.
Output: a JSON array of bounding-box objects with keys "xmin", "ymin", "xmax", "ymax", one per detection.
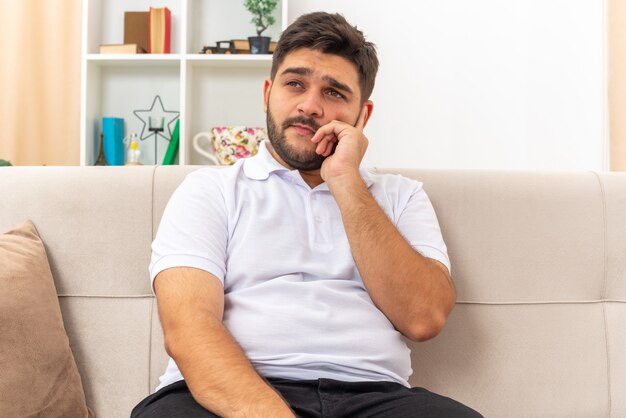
[{"xmin": 80, "ymin": 0, "xmax": 288, "ymax": 166}]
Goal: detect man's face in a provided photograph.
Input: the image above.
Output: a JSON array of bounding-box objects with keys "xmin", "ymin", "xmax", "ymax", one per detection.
[{"xmin": 263, "ymin": 48, "xmax": 366, "ymax": 170}]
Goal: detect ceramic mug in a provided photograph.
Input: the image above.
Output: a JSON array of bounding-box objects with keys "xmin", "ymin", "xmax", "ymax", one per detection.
[{"xmin": 193, "ymin": 126, "xmax": 267, "ymax": 165}]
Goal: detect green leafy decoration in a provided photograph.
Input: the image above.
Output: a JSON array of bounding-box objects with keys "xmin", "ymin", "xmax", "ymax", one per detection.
[
  {"xmin": 244, "ymin": 0, "xmax": 278, "ymax": 36},
  {"xmin": 0, "ymin": 159, "xmax": 12, "ymax": 166}
]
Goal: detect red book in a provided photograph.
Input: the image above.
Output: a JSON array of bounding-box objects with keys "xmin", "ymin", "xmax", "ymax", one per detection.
[{"xmin": 149, "ymin": 7, "xmax": 171, "ymax": 53}]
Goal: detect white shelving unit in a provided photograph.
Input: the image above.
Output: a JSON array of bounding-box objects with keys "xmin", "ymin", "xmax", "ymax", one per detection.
[{"xmin": 80, "ymin": 0, "xmax": 288, "ymax": 166}]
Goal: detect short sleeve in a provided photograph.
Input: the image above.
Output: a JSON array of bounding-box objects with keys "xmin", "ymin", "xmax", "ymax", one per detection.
[
  {"xmin": 149, "ymin": 170, "xmax": 229, "ymax": 292},
  {"xmin": 396, "ymin": 182, "xmax": 451, "ymax": 274}
]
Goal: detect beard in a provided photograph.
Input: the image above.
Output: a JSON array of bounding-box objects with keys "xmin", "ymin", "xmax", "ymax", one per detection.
[{"xmin": 266, "ymin": 104, "xmax": 329, "ymax": 171}]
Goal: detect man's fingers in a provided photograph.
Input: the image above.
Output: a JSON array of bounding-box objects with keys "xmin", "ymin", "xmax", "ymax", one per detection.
[
  {"xmin": 315, "ymin": 134, "xmax": 337, "ymax": 155},
  {"xmin": 311, "ymin": 123, "xmax": 337, "ymax": 143},
  {"xmin": 323, "ymin": 140, "xmax": 334, "ymax": 156},
  {"xmin": 312, "ymin": 118, "xmax": 367, "ymax": 156}
]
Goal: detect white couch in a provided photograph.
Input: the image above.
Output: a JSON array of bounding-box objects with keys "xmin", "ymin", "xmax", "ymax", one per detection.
[{"xmin": 1, "ymin": 166, "xmax": 625, "ymax": 417}]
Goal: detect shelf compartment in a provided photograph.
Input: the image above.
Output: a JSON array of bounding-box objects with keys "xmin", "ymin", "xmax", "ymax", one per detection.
[
  {"xmin": 186, "ymin": 0, "xmax": 285, "ymax": 55},
  {"xmin": 185, "ymin": 64, "xmax": 268, "ymax": 165},
  {"xmin": 85, "ymin": 0, "xmax": 184, "ymax": 55},
  {"xmin": 84, "ymin": 62, "xmax": 181, "ymax": 166}
]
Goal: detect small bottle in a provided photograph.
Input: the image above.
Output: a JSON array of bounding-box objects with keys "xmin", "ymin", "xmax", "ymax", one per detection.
[{"xmin": 126, "ymin": 134, "xmax": 142, "ymax": 165}]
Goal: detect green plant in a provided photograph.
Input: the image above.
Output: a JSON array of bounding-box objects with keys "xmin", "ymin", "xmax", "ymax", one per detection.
[
  {"xmin": 0, "ymin": 159, "xmax": 12, "ymax": 166},
  {"xmin": 244, "ymin": 0, "xmax": 278, "ymax": 37}
]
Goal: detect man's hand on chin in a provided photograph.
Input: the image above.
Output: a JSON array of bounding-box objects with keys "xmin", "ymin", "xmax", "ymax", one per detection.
[{"xmin": 311, "ymin": 110, "xmax": 369, "ymax": 188}]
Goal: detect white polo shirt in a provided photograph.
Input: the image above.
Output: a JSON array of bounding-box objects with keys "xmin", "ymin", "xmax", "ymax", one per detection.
[{"xmin": 150, "ymin": 141, "xmax": 450, "ymax": 391}]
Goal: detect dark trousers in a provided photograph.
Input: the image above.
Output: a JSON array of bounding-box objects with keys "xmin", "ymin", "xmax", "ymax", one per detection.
[{"xmin": 131, "ymin": 378, "xmax": 483, "ymax": 418}]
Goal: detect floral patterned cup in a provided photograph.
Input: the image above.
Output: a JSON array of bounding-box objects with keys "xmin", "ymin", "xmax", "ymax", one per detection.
[{"xmin": 193, "ymin": 126, "xmax": 267, "ymax": 165}]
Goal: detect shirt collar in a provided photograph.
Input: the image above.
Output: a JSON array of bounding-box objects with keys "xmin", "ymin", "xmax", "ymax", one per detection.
[
  {"xmin": 243, "ymin": 140, "xmax": 289, "ymax": 180},
  {"xmin": 243, "ymin": 140, "xmax": 374, "ymax": 188}
]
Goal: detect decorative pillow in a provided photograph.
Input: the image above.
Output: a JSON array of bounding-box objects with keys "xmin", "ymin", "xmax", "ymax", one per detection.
[{"xmin": 0, "ymin": 220, "xmax": 94, "ymax": 417}]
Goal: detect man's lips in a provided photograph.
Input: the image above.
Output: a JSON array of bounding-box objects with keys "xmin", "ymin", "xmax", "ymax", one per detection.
[{"xmin": 290, "ymin": 124, "xmax": 316, "ymax": 137}]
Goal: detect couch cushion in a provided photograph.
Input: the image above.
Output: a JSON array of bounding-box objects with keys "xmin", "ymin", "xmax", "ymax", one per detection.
[
  {"xmin": 0, "ymin": 220, "xmax": 93, "ymax": 417},
  {"xmin": 375, "ymin": 169, "xmax": 606, "ymax": 303},
  {"xmin": 0, "ymin": 166, "xmax": 155, "ymax": 296}
]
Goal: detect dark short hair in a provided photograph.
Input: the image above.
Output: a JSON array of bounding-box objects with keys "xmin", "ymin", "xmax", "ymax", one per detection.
[{"xmin": 271, "ymin": 12, "xmax": 379, "ymax": 102}]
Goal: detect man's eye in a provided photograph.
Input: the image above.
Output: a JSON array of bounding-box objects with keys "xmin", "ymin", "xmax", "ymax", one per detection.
[
  {"xmin": 287, "ymin": 81, "xmax": 303, "ymax": 88},
  {"xmin": 326, "ymin": 89, "xmax": 344, "ymax": 99}
]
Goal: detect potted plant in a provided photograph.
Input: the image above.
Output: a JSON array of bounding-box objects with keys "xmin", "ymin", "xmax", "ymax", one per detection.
[{"xmin": 244, "ymin": 0, "xmax": 278, "ymax": 54}]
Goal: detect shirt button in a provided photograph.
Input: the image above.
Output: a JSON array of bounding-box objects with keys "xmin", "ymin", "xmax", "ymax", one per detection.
[{"xmin": 314, "ymin": 216, "xmax": 321, "ymax": 224}]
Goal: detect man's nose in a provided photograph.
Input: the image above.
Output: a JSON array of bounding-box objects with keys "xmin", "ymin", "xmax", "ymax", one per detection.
[{"xmin": 296, "ymin": 91, "xmax": 323, "ymax": 118}]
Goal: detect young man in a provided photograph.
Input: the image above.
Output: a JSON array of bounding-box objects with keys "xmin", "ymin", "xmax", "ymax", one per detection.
[{"xmin": 132, "ymin": 12, "xmax": 482, "ymax": 418}]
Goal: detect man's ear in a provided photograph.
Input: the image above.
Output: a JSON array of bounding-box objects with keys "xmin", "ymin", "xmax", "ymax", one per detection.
[
  {"xmin": 358, "ymin": 100, "xmax": 374, "ymax": 130},
  {"xmin": 263, "ymin": 78, "xmax": 272, "ymax": 113}
]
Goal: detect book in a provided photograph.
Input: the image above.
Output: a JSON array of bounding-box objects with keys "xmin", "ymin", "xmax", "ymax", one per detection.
[
  {"xmin": 149, "ymin": 7, "xmax": 171, "ymax": 54},
  {"xmin": 102, "ymin": 118, "xmax": 125, "ymax": 165},
  {"xmin": 99, "ymin": 43, "xmax": 145, "ymax": 54},
  {"xmin": 228, "ymin": 39, "xmax": 276, "ymax": 54},
  {"xmin": 162, "ymin": 119, "xmax": 180, "ymax": 165},
  {"xmin": 231, "ymin": 39, "xmax": 249, "ymax": 53},
  {"xmin": 124, "ymin": 11, "xmax": 149, "ymax": 54}
]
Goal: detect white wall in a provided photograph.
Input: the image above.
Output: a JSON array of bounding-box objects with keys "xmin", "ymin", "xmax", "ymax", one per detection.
[{"xmin": 288, "ymin": 0, "xmax": 608, "ymax": 170}]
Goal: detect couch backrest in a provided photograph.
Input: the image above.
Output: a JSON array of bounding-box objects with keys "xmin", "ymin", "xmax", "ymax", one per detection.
[{"xmin": 1, "ymin": 166, "xmax": 624, "ymax": 418}]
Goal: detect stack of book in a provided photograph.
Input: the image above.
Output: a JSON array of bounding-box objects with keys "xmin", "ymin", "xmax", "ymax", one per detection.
[
  {"xmin": 231, "ymin": 39, "xmax": 250, "ymax": 54},
  {"xmin": 98, "ymin": 8, "xmax": 171, "ymax": 54}
]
